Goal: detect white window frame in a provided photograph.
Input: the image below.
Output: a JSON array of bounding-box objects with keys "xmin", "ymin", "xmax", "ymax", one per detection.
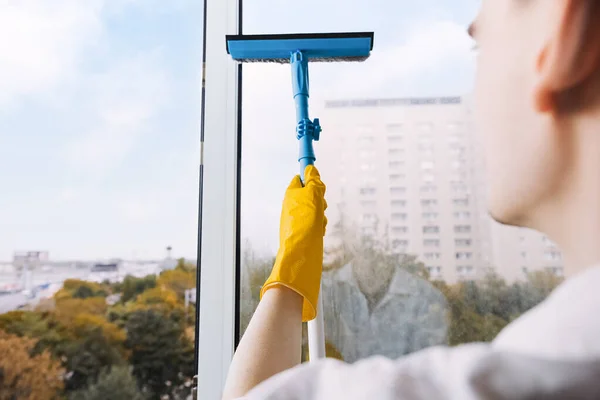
[{"xmin": 196, "ymin": 0, "xmax": 240, "ymax": 398}]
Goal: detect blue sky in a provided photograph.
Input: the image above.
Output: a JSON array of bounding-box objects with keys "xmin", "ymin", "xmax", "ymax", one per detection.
[{"xmin": 0, "ymin": 0, "xmax": 479, "ymax": 261}]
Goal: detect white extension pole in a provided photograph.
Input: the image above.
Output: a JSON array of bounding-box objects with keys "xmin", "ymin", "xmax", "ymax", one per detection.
[{"xmin": 307, "ymin": 285, "xmax": 326, "ymax": 361}]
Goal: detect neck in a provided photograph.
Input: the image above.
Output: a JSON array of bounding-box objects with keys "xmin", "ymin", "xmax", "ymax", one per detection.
[{"xmin": 534, "ymin": 117, "xmax": 600, "ymax": 276}]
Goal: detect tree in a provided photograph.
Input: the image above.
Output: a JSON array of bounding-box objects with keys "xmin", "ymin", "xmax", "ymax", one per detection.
[
  {"xmin": 119, "ymin": 275, "xmax": 157, "ymax": 304},
  {"xmin": 157, "ymin": 269, "xmax": 195, "ymax": 301},
  {"xmin": 68, "ymin": 366, "xmax": 145, "ymax": 400},
  {"xmin": 125, "ymin": 309, "xmax": 194, "ymax": 399},
  {"xmin": 55, "ymin": 280, "xmax": 108, "ymax": 300},
  {"xmin": 0, "ymin": 330, "xmax": 64, "ymax": 400}
]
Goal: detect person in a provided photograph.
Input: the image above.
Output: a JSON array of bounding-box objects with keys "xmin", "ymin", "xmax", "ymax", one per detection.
[{"xmin": 222, "ymin": 0, "xmax": 600, "ymax": 398}]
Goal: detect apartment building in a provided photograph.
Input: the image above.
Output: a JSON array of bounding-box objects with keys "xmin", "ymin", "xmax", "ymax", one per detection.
[{"xmin": 317, "ymin": 96, "xmax": 564, "ymax": 283}]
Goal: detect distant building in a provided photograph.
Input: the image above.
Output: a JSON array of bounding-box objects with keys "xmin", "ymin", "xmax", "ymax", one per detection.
[{"xmin": 318, "ymin": 96, "xmax": 564, "ymax": 283}]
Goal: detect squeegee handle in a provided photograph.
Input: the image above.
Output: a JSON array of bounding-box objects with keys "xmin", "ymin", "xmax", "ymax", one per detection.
[
  {"xmin": 291, "ymin": 51, "xmax": 319, "ymax": 183},
  {"xmin": 291, "ymin": 51, "xmax": 326, "ymax": 362}
]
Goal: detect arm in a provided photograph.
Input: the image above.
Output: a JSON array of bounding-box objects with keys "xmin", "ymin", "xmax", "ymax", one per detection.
[
  {"xmin": 222, "ymin": 286, "xmax": 303, "ymax": 400},
  {"xmin": 222, "ymin": 165, "xmax": 327, "ymax": 399}
]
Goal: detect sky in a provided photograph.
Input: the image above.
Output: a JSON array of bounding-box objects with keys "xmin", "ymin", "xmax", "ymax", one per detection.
[{"xmin": 0, "ymin": 0, "xmax": 479, "ymax": 261}]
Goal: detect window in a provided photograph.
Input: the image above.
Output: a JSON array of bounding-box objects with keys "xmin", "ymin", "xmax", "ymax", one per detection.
[
  {"xmin": 360, "ymin": 163, "xmax": 374, "ymax": 171},
  {"xmin": 390, "ymin": 187, "xmax": 406, "ymax": 195},
  {"xmin": 424, "ymin": 239, "xmax": 441, "ymax": 247},
  {"xmin": 453, "ymin": 198, "xmax": 469, "ymax": 207},
  {"xmin": 423, "ymin": 226, "xmax": 440, "ymax": 234},
  {"xmin": 423, "ymin": 174, "xmax": 435, "ymax": 183},
  {"xmin": 447, "ymin": 122, "xmax": 464, "ymax": 131},
  {"xmin": 421, "ymin": 199, "xmax": 438, "ymax": 207},
  {"xmin": 391, "ymin": 200, "xmax": 407, "ymax": 208},
  {"xmin": 360, "ymin": 187, "xmax": 376, "ymax": 195},
  {"xmin": 358, "ymin": 136, "xmax": 375, "ymax": 145},
  {"xmin": 455, "ymin": 239, "xmax": 472, "ymax": 246},
  {"xmin": 418, "ymin": 143, "xmax": 434, "ymax": 151},
  {"xmin": 388, "ymin": 148, "xmax": 404, "ymax": 156},
  {"xmin": 456, "ymin": 252, "xmax": 473, "ymax": 260},
  {"xmin": 361, "ymin": 200, "xmax": 377, "ymax": 208},
  {"xmin": 521, "ymin": 252, "xmax": 527, "ymax": 259},
  {"xmin": 390, "ymin": 174, "xmax": 406, "ymax": 182},
  {"xmin": 454, "ymin": 211, "xmax": 471, "ymax": 219},
  {"xmin": 418, "ymin": 122, "xmax": 434, "ymax": 131},
  {"xmin": 388, "ymin": 135, "xmax": 403, "ymax": 144},
  {"xmin": 424, "ymin": 253, "xmax": 441, "ymax": 260},
  {"xmin": 392, "ymin": 239, "xmax": 409, "ymax": 249},
  {"xmin": 451, "ymin": 160, "xmax": 467, "ymax": 169},
  {"xmin": 392, "ymin": 226, "xmax": 409, "ymax": 234},
  {"xmin": 544, "ymin": 251, "xmax": 562, "ymax": 261},
  {"xmin": 420, "ymin": 161, "xmax": 435, "ymax": 170},
  {"xmin": 420, "ymin": 185, "xmax": 437, "ymax": 193},
  {"xmin": 457, "ymin": 266, "xmax": 474, "ymax": 276},
  {"xmin": 451, "ymin": 183, "xmax": 468, "ymax": 193},
  {"xmin": 454, "ymin": 225, "xmax": 472, "ymax": 233},
  {"xmin": 359, "ymin": 149, "xmax": 376, "ymax": 158},
  {"xmin": 362, "ymin": 214, "xmax": 376, "ymax": 223},
  {"xmin": 387, "ymin": 123, "xmax": 403, "ymax": 132},
  {"xmin": 389, "ymin": 161, "xmax": 405, "ymax": 169},
  {"xmin": 391, "ymin": 213, "xmax": 408, "ymax": 221},
  {"xmin": 422, "ymin": 212, "xmax": 439, "ymax": 220},
  {"xmin": 362, "ymin": 227, "xmax": 376, "ymax": 236}
]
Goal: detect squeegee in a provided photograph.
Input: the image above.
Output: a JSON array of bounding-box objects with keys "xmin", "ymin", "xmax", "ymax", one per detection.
[{"xmin": 226, "ymin": 32, "xmax": 374, "ymax": 362}]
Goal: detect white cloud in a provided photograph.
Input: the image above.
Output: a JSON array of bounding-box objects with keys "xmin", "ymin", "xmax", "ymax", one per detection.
[
  {"xmin": 0, "ymin": 1, "xmax": 106, "ymax": 109},
  {"xmin": 63, "ymin": 51, "xmax": 170, "ymax": 176}
]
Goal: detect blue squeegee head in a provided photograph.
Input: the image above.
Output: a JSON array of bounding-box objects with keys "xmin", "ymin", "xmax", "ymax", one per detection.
[{"xmin": 226, "ymin": 32, "xmax": 374, "ymax": 64}]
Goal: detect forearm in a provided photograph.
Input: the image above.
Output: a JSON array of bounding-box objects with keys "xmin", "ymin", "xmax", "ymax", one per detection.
[{"xmin": 222, "ymin": 286, "xmax": 303, "ymax": 400}]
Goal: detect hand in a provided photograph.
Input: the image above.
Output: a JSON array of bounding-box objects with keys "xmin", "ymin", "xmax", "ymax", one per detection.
[{"xmin": 260, "ymin": 165, "xmax": 327, "ymax": 322}]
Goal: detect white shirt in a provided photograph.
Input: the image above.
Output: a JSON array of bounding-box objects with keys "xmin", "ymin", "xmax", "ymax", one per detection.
[{"xmin": 244, "ymin": 266, "xmax": 600, "ymax": 399}]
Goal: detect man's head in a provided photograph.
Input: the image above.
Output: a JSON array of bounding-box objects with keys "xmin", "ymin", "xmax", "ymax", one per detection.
[{"xmin": 471, "ymin": 1, "xmax": 600, "ymax": 233}]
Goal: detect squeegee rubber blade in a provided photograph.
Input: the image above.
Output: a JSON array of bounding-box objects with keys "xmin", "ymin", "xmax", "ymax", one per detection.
[{"xmin": 226, "ymin": 32, "xmax": 374, "ymax": 63}]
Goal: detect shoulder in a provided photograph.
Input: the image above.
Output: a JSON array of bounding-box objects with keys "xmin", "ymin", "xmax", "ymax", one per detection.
[{"xmin": 243, "ymin": 344, "xmax": 600, "ymax": 400}]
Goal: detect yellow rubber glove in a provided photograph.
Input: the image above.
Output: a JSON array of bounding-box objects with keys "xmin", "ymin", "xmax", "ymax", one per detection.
[{"xmin": 260, "ymin": 165, "xmax": 327, "ymax": 322}]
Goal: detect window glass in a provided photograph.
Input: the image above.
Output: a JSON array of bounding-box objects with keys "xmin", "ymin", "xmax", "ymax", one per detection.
[
  {"xmin": 240, "ymin": 0, "xmax": 563, "ymax": 364},
  {"xmin": 1, "ymin": 3, "xmax": 202, "ymax": 398}
]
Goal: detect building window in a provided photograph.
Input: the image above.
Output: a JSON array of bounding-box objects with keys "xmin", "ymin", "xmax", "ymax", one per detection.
[
  {"xmin": 389, "ymin": 161, "xmax": 405, "ymax": 169},
  {"xmin": 424, "ymin": 252, "xmax": 441, "ymax": 260},
  {"xmin": 421, "ymin": 199, "xmax": 438, "ymax": 207},
  {"xmin": 390, "ymin": 187, "xmax": 407, "ymax": 195},
  {"xmin": 388, "ymin": 149, "xmax": 404, "ymax": 156},
  {"xmin": 453, "ymin": 211, "xmax": 471, "ymax": 219},
  {"xmin": 387, "ymin": 135, "xmax": 403, "ymax": 144},
  {"xmin": 456, "ymin": 252, "xmax": 473, "ymax": 260},
  {"xmin": 522, "ymin": 266, "xmax": 528, "ymax": 274},
  {"xmin": 360, "ymin": 163, "xmax": 373, "ymax": 171},
  {"xmin": 454, "ymin": 225, "xmax": 471, "ymax": 233},
  {"xmin": 423, "ymin": 174, "xmax": 435, "ymax": 183},
  {"xmin": 360, "ymin": 187, "xmax": 376, "ymax": 195},
  {"xmin": 420, "ymin": 161, "xmax": 435, "ymax": 170},
  {"xmin": 420, "ymin": 185, "xmax": 437, "ymax": 193},
  {"xmin": 391, "ymin": 213, "xmax": 407, "ymax": 221},
  {"xmin": 392, "ymin": 239, "xmax": 409, "ymax": 249},
  {"xmin": 392, "ymin": 226, "xmax": 409, "ymax": 235},
  {"xmin": 453, "ymin": 198, "xmax": 469, "ymax": 207},
  {"xmin": 422, "ymin": 212, "xmax": 439, "ymax": 220},
  {"xmin": 424, "ymin": 239, "xmax": 440, "ymax": 247},
  {"xmin": 362, "ymin": 214, "xmax": 376, "ymax": 223},
  {"xmin": 357, "ymin": 125, "xmax": 374, "ymax": 134},
  {"xmin": 391, "ymin": 200, "xmax": 407, "ymax": 207},
  {"xmin": 544, "ymin": 251, "xmax": 562, "ymax": 261},
  {"xmin": 359, "ymin": 149, "xmax": 376, "ymax": 158},
  {"xmin": 423, "ymin": 226, "xmax": 440, "ymax": 234},
  {"xmin": 387, "ymin": 123, "xmax": 403, "ymax": 132},
  {"xmin": 361, "ymin": 227, "xmax": 376, "ymax": 236},
  {"xmin": 451, "ymin": 183, "xmax": 468, "ymax": 193},
  {"xmin": 546, "ymin": 266, "xmax": 564, "ymax": 277},
  {"xmin": 451, "ymin": 160, "xmax": 467, "ymax": 169},
  {"xmin": 455, "ymin": 239, "xmax": 472, "ymax": 246},
  {"xmin": 358, "ymin": 136, "xmax": 374, "ymax": 145},
  {"xmin": 418, "ymin": 122, "xmax": 434, "ymax": 131},
  {"xmin": 521, "ymin": 251, "xmax": 527, "ymax": 259},
  {"xmin": 361, "ymin": 200, "xmax": 377, "ymax": 208},
  {"xmin": 426, "ymin": 266, "xmax": 442, "ymax": 277},
  {"xmin": 390, "ymin": 174, "xmax": 406, "ymax": 182},
  {"xmin": 418, "ymin": 143, "xmax": 434, "ymax": 151}
]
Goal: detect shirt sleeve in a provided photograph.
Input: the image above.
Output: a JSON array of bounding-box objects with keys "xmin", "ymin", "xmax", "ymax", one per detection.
[{"xmin": 240, "ymin": 344, "xmax": 600, "ymax": 400}]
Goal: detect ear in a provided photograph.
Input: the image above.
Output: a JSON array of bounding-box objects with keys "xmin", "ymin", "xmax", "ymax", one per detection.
[{"xmin": 533, "ymin": 0, "xmax": 600, "ymax": 113}]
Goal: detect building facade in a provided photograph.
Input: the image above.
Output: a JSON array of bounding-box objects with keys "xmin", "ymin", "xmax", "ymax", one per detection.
[{"xmin": 317, "ymin": 96, "xmax": 564, "ymax": 283}]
